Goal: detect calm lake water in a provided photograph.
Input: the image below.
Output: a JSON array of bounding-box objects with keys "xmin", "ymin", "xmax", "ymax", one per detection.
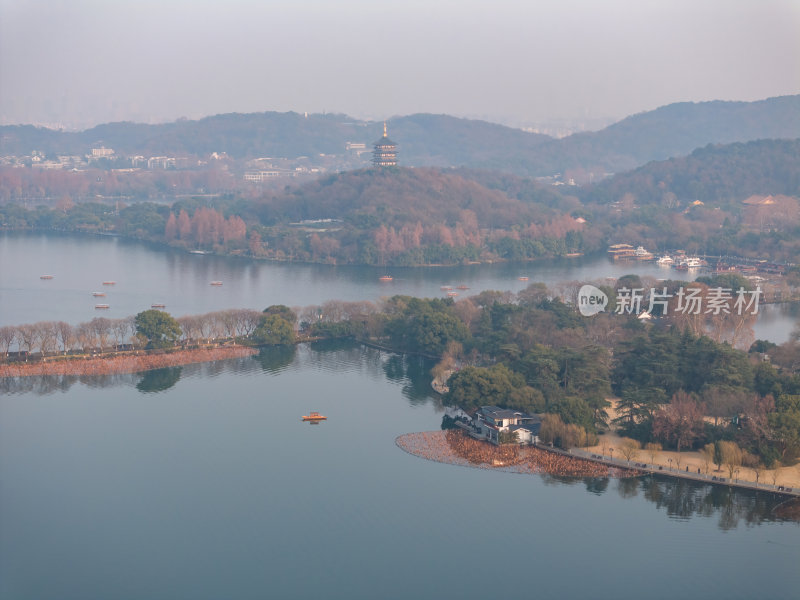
[
  {"xmin": 1, "ymin": 342, "xmax": 798, "ymax": 599},
  {"xmin": 1, "ymin": 233, "xmax": 799, "ymax": 599},
  {"xmin": 1, "ymin": 231, "xmax": 798, "ymax": 342}
]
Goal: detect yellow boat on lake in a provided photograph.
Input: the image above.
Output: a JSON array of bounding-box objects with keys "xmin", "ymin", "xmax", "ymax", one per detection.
[{"xmin": 302, "ymin": 412, "xmax": 327, "ymax": 421}]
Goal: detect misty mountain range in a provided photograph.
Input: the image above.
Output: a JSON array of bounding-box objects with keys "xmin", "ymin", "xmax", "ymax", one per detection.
[{"xmin": 1, "ymin": 95, "xmax": 798, "ymax": 177}]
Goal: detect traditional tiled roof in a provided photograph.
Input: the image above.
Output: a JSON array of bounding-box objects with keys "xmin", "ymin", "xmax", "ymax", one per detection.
[{"xmin": 479, "ymin": 406, "xmax": 533, "ymax": 420}]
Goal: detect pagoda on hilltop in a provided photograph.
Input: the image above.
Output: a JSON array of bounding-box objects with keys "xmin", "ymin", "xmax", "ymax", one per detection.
[{"xmin": 372, "ymin": 122, "xmax": 398, "ymax": 167}]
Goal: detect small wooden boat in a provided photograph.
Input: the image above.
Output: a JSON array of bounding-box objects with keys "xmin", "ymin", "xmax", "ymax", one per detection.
[
  {"xmin": 447, "ymin": 291, "xmax": 458, "ymax": 297},
  {"xmin": 94, "ymin": 304, "xmax": 110, "ymax": 309},
  {"xmin": 302, "ymin": 412, "xmax": 327, "ymax": 421},
  {"xmin": 517, "ymin": 276, "xmax": 529, "ymax": 281},
  {"xmin": 40, "ymin": 275, "xmax": 54, "ymax": 280},
  {"xmin": 210, "ymin": 281, "xmax": 223, "ymax": 286},
  {"xmin": 456, "ymin": 285, "xmax": 469, "ymax": 290},
  {"xmin": 151, "ymin": 303, "xmax": 166, "ymax": 309},
  {"xmin": 92, "ymin": 292, "xmax": 106, "ymax": 297},
  {"xmin": 102, "ymin": 280, "xmax": 116, "ymax": 285},
  {"xmin": 379, "ymin": 275, "xmax": 393, "ymax": 282}
]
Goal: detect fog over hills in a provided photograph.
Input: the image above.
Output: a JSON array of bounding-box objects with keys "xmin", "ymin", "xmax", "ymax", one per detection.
[{"xmin": 1, "ymin": 96, "xmax": 798, "ymax": 177}]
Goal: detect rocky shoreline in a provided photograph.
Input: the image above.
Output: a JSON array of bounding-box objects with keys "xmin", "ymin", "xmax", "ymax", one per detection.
[{"xmin": 396, "ymin": 430, "xmax": 640, "ymax": 478}]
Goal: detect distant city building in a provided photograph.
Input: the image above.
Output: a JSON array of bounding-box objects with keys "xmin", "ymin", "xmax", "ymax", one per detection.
[
  {"xmin": 147, "ymin": 156, "xmax": 176, "ymax": 169},
  {"xmin": 32, "ymin": 160, "xmax": 64, "ymax": 170},
  {"xmin": 372, "ymin": 122, "xmax": 397, "ymax": 167},
  {"xmin": 244, "ymin": 169, "xmax": 295, "ymax": 182},
  {"xmin": 91, "ymin": 147, "xmax": 115, "ymax": 158}
]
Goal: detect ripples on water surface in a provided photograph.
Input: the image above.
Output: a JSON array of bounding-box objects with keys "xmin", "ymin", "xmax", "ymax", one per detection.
[{"xmin": 1, "ymin": 341, "xmax": 798, "ymax": 600}]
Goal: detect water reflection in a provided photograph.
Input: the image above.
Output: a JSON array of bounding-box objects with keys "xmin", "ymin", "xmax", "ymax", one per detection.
[
  {"xmin": 584, "ymin": 477, "xmax": 610, "ymax": 496},
  {"xmin": 0, "ymin": 373, "xmax": 82, "ymax": 396},
  {"xmin": 617, "ymin": 475, "xmax": 641, "ymax": 499},
  {"xmin": 542, "ymin": 472, "xmax": 796, "ymax": 529},
  {"xmin": 136, "ymin": 367, "xmax": 182, "ymax": 393},
  {"xmin": 638, "ymin": 475, "xmax": 789, "ymax": 530},
  {"xmin": 2, "ymin": 340, "xmax": 796, "ymax": 532},
  {"xmin": 254, "ymin": 345, "xmax": 298, "ymax": 374},
  {"xmin": 382, "ymin": 352, "xmax": 439, "ymax": 404}
]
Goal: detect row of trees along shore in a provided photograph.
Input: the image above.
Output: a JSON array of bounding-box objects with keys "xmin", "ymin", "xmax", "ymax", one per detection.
[
  {"xmin": 0, "ymin": 309, "xmax": 266, "ymax": 356},
  {"xmin": 3, "ymin": 276, "xmax": 800, "ymax": 472}
]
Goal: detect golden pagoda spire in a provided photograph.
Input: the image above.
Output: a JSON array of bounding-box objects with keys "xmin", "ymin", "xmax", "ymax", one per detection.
[{"xmin": 373, "ymin": 120, "xmax": 397, "ymax": 167}]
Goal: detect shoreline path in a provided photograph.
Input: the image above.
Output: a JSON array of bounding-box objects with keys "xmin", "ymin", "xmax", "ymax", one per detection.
[{"xmin": 396, "ymin": 430, "xmax": 639, "ymax": 478}]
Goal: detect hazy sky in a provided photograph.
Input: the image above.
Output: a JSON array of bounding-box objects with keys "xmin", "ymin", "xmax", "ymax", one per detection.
[{"xmin": 1, "ymin": 0, "xmax": 798, "ymax": 129}]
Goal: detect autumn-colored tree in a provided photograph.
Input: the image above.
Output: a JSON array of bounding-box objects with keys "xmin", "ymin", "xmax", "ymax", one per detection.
[
  {"xmin": 165, "ymin": 212, "xmax": 178, "ymax": 241},
  {"xmin": 619, "ymin": 437, "xmax": 640, "ymax": 462},
  {"xmin": 538, "ymin": 414, "xmax": 564, "ymax": 446},
  {"xmin": 535, "ymin": 414, "xmax": 590, "ymax": 449},
  {"xmin": 310, "ymin": 234, "xmax": 340, "ymax": 262},
  {"xmin": 718, "ymin": 440, "xmax": 743, "ymax": 479},
  {"xmin": 652, "ymin": 390, "xmax": 706, "ymax": 452},
  {"xmin": 56, "ymin": 194, "xmax": 74, "ymax": 214},
  {"xmin": 248, "ymin": 230, "xmax": 266, "ymax": 256},
  {"xmin": 645, "ymin": 442, "xmax": 662, "ymax": 465},
  {"xmin": 223, "ymin": 215, "xmax": 247, "ymax": 245},
  {"xmin": 701, "ymin": 443, "xmax": 715, "ymax": 474},
  {"xmin": 177, "ymin": 209, "xmax": 192, "ymax": 239}
]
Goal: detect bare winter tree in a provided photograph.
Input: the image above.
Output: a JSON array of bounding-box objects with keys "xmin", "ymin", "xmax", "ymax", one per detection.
[
  {"xmin": 55, "ymin": 321, "xmax": 75, "ymax": 354},
  {"xmin": 90, "ymin": 317, "xmax": 112, "ymax": 350},
  {"xmin": 702, "ymin": 385, "xmax": 750, "ymax": 427},
  {"xmin": 75, "ymin": 322, "xmax": 96, "ymax": 351},
  {"xmin": 299, "ymin": 305, "xmax": 321, "ymax": 328},
  {"xmin": 210, "ymin": 312, "xmax": 227, "ymax": 340},
  {"xmin": 0, "ymin": 326, "xmax": 16, "ymax": 357},
  {"xmin": 16, "ymin": 324, "xmax": 37, "ymax": 354},
  {"xmin": 111, "ymin": 318, "xmax": 133, "ymax": 348},
  {"xmin": 237, "ymin": 309, "xmax": 263, "ymax": 337},
  {"xmin": 320, "ymin": 300, "xmax": 346, "ymax": 322},
  {"xmin": 177, "ymin": 315, "xmax": 200, "ymax": 343},
  {"xmin": 197, "ymin": 313, "xmax": 215, "ymax": 344},
  {"xmin": 37, "ymin": 321, "xmax": 59, "ymax": 355}
]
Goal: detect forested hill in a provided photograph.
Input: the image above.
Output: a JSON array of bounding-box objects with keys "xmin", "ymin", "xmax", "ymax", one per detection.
[
  {"xmin": 1, "ymin": 95, "xmax": 798, "ymax": 176},
  {"xmin": 0, "ymin": 113, "xmax": 376, "ymax": 159},
  {"xmin": 394, "ymin": 96, "xmax": 800, "ymax": 175},
  {"xmin": 556, "ymin": 96, "xmax": 800, "ymax": 173},
  {"xmin": 255, "ymin": 167, "xmax": 567, "ymax": 230},
  {"xmin": 582, "ymin": 138, "xmax": 800, "ymax": 207}
]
